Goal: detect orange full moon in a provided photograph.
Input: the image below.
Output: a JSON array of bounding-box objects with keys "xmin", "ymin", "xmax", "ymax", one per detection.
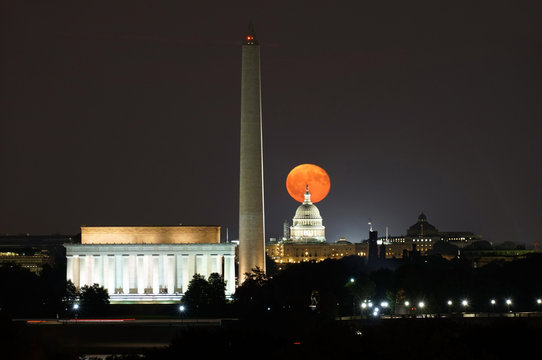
[{"xmin": 286, "ymin": 164, "xmax": 331, "ymax": 203}]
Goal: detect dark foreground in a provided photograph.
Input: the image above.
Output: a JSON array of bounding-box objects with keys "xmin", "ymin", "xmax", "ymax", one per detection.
[{"xmin": 2, "ymin": 315, "xmax": 541, "ymax": 359}]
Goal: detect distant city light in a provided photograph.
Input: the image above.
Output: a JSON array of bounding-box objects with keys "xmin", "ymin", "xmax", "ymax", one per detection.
[
  {"xmin": 537, "ymin": 299, "xmax": 541, "ymax": 305},
  {"xmin": 462, "ymin": 300, "xmax": 468, "ymax": 307},
  {"xmin": 447, "ymin": 300, "xmax": 453, "ymax": 306},
  {"xmin": 404, "ymin": 301, "xmax": 410, "ymax": 306},
  {"xmin": 418, "ymin": 302, "xmax": 425, "ymax": 309},
  {"xmin": 350, "ymin": 278, "xmax": 355, "ymax": 283},
  {"xmin": 179, "ymin": 305, "xmax": 185, "ymax": 312},
  {"xmin": 73, "ymin": 303, "xmax": 79, "ymax": 310},
  {"xmin": 506, "ymin": 299, "xmax": 512, "ymax": 305},
  {"xmin": 361, "ymin": 303, "xmax": 367, "ymax": 309},
  {"xmin": 380, "ymin": 301, "xmax": 389, "ymax": 308},
  {"xmin": 490, "ymin": 299, "xmax": 496, "ymax": 305}
]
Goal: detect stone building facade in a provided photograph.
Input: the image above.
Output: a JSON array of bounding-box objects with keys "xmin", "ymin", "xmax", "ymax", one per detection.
[{"xmin": 65, "ymin": 226, "xmax": 236, "ymax": 303}]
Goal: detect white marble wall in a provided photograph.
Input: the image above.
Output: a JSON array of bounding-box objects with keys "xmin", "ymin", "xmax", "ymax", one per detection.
[{"xmin": 65, "ymin": 244, "xmax": 236, "ymax": 297}]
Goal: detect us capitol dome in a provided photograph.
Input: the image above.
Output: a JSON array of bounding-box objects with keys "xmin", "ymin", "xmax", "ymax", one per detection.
[{"xmin": 289, "ymin": 185, "xmax": 326, "ymax": 243}]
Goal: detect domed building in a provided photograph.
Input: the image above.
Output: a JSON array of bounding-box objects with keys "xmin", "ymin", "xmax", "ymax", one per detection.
[
  {"xmin": 289, "ymin": 185, "xmax": 326, "ymax": 243},
  {"xmin": 406, "ymin": 213, "xmax": 439, "ymax": 238},
  {"xmin": 266, "ymin": 185, "xmax": 364, "ymax": 265}
]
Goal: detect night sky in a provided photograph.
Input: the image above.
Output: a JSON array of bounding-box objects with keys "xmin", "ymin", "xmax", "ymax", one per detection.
[{"xmin": 1, "ymin": 1, "xmax": 541, "ymax": 246}]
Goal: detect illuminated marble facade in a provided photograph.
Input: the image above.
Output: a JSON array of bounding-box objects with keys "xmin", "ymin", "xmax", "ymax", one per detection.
[
  {"xmin": 289, "ymin": 186, "xmax": 326, "ymax": 243},
  {"xmin": 65, "ymin": 226, "xmax": 235, "ymax": 303}
]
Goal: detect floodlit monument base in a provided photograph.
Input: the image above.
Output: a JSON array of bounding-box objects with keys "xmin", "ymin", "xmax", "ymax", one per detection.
[
  {"xmin": 65, "ymin": 226, "xmax": 236, "ymax": 303},
  {"xmin": 109, "ymin": 293, "xmax": 182, "ymax": 304}
]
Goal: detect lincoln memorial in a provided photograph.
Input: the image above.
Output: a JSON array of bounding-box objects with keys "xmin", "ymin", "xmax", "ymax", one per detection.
[{"xmin": 65, "ymin": 226, "xmax": 236, "ymax": 303}]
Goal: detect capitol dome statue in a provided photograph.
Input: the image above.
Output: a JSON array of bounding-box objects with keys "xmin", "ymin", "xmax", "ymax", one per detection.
[{"xmin": 289, "ymin": 185, "xmax": 326, "ymax": 243}]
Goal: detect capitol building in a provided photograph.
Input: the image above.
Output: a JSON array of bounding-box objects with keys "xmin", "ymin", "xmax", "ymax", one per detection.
[
  {"xmin": 266, "ymin": 186, "xmax": 363, "ymax": 265},
  {"xmin": 289, "ymin": 186, "xmax": 326, "ymax": 243}
]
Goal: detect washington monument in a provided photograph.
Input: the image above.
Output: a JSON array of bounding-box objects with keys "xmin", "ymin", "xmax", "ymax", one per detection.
[{"xmin": 238, "ymin": 24, "xmax": 266, "ymax": 279}]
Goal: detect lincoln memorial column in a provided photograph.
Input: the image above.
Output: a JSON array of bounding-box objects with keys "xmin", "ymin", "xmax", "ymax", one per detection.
[
  {"xmin": 137, "ymin": 255, "xmax": 145, "ymax": 294},
  {"xmin": 181, "ymin": 254, "xmax": 190, "ymax": 294},
  {"xmin": 158, "ymin": 254, "xmax": 165, "ymax": 293},
  {"xmin": 224, "ymin": 254, "xmax": 236, "ymax": 295},
  {"xmin": 143, "ymin": 255, "xmax": 151, "ymax": 292},
  {"xmin": 66, "ymin": 255, "xmax": 73, "ymax": 284},
  {"xmin": 195, "ymin": 254, "xmax": 204, "ymax": 277},
  {"xmin": 115, "ymin": 255, "xmax": 123, "ymax": 293},
  {"xmin": 123, "ymin": 255, "xmax": 131, "ymax": 294},
  {"xmin": 87, "ymin": 255, "xmax": 94, "ymax": 286},
  {"xmin": 73, "ymin": 255, "xmax": 80, "ymax": 288},
  {"xmin": 107, "ymin": 255, "xmax": 116, "ymax": 293},
  {"xmin": 210, "ymin": 254, "xmax": 220, "ymax": 275},
  {"xmin": 102, "ymin": 255, "xmax": 110, "ymax": 291},
  {"xmin": 79, "ymin": 255, "xmax": 87, "ymax": 288},
  {"xmin": 152, "ymin": 255, "xmax": 159, "ymax": 294},
  {"xmin": 175, "ymin": 254, "xmax": 183, "ymax": 293},
  {"xmin": 166, "ymin": 255, "xmax": 175, "ymax": 294}
]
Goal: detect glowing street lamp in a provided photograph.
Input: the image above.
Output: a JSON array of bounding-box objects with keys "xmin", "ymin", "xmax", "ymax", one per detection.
[
  {"xmin": 447, "ymin": 300, "xmax": 453, "ymax": 314},
  {"xmin": 461, "ymin": 300, "xmax": 468, "ymax": 313},
  {"xmin": 179, "ymin": 304, "xmax": 186, "ymax": 325},
  {"xmin": 506, "ymin": 299, "xmax": 512, "ymax": 312},
  {"xmin": 72, "ymin": 303, "xmax": 79, "ymax": 321}
]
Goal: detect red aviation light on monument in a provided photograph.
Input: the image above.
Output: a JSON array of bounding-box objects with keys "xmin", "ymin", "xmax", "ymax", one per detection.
[{"xmin": 244, "ymin": 22, "xmax": 258, "ymax": 45}]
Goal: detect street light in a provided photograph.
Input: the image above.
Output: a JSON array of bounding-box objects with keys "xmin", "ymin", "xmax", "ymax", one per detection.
[
  {"xmin": 490, "ymin": 299, "xmax": 496, "ymax": 313},
  {"xmin": 447, "ymin": 300, "xmax": 453, "ymax": 314},
  {"xmin": 461, "ymin": 300, "xmax": 468, "ymax": 313},
  {"xmin": 179, "ymin": 304, "xmax": 186, "ymax": 325},
  {"xmin": 506, "ymin": 299, "xmax": 512, "ymax": 312}
]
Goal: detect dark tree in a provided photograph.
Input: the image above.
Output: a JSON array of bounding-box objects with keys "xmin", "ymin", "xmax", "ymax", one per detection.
[
  {"xmin": 181, "ymin": 273, "xmax": 227, "ymax": 316},
  {"xmin": 233, "ymin": 267, "xmax": 271, "ymax": 316},
  {"xmin": 207, "ymin": 273, "xmax": 226, "ymax": 307},
  {"xmin": 79, "ymin": 283, "xmax": 109, "ymax": 315},
  {"xmin": 62, "ymin": 280, "xmax": 78, "ymax": 310}
]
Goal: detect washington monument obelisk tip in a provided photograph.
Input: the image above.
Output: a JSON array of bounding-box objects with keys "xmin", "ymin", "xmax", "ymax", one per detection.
[{"xmin": 239, "ymin": 23, "xmax": 266, "ymax": 281}]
